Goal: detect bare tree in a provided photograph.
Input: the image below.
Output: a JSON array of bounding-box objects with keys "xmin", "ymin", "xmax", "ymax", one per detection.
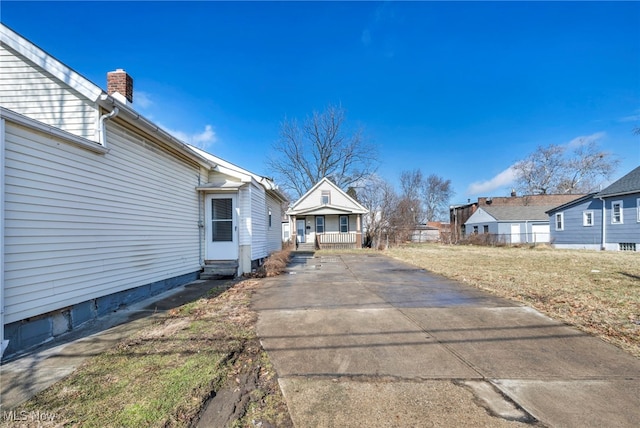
[
  {"xmin": 267, "ymin": 104, "xmax": 378, "ymax": 199},
  {"xmin": 513, "ymin": 141, "xmax": 618, "ymax": 195},
  {"xmin": 358, "ymin": 175, "xmax": 397, "ymax": 249},
  {"xmin": 422, "ymin": 174, "xmax": 454, "ymax": 222},
  {"xmin": 513, "ymin": 144, "xmax": 566, "ymax": 195}
]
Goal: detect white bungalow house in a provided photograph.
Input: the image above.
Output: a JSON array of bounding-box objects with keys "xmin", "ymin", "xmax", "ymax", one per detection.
[
  {"xmin": 287, "ymin": 178, "xmax": 368, "ymax": 250},
  {"xmin": 547, "ymin": 166, "xmax": 640, "ymax": 251},
  {"xmin": 0, "ymin": 24, "xmax": 285, "ymax": 358},
  {"xmin": 464, "ymin": 205, "xmax": 556, "ymax": 244}
]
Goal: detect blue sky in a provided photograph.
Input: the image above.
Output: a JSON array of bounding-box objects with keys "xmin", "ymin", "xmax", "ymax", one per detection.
[{"xmin": 3, "ymin": 1, "xmax": 639, "ymax": 204}]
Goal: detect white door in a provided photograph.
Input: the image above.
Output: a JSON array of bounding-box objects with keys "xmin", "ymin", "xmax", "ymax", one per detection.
[
  {"xmin": 532, "ymin": 224, "xmax": 550, "ymax": 243},
  {"xmin": 205, "ymin": 194, "xmax": 238, "ymax": 260},
  {"xmin": 510, "ymin": 224, "xmax": 521, "ymax": 244},
  {"xmin": 296, "ymin": 219, "xmax": 306, "ymax": 243}
]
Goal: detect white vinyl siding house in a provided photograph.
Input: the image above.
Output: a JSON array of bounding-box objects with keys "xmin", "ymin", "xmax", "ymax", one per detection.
[
  {"xmin": 3, "ymin": 116, "xmax": 203, "ymax": 326},
  {"xmin": 464, "ymin": 205, "xmax": 554, "ymax": 244},
  {"xmin": 287, "ymin": 178, "xmax": 368, "ymax": 250},
  {"xmin": 0, "ymin": 23, "xmax": 286, "ymax": 358}
]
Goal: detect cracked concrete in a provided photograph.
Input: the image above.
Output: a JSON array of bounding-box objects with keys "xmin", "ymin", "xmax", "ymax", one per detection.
[{"xmin": 253, "ymin": 252, "xmax": 640, "ymax": 427}]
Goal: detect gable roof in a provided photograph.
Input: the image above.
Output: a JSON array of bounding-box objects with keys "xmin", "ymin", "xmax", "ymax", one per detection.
[
  {"xmin": 190, "ymin": 145, "xmax": 287, "ymax": 201},
  {"xmin": 287, "ymin": 177, "xmax": 368, "ymax": 215},
  {"xmin": 1, "ymin": 24, "xmax": 103, "ymax": 102},
  {"xmin": 596, "ymin": 166, "xmax": 640, "ymax": 198},
  {"xmin": 467, "ymin": 205, "xmax": 556, "ymax": 224},
  {"xmin": 545, "ymin": 193, "xmax": 598, "ymax": 214}
]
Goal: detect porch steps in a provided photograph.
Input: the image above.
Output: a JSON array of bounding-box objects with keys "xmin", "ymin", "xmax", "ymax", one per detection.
[
  {"xmin": 296, "ymin": 242, "xmax": 316, "ymax": 252},
  {"xmin": 200, "ymin": 260, "xmax": 238, "ymax": 279}
]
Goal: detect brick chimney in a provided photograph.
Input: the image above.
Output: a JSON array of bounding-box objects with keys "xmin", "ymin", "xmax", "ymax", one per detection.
[{"xmin": 107, "ymin": 69, "xmax": 133, "ymax": 104}]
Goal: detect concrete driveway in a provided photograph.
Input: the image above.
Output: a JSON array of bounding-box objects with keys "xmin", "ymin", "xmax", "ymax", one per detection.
[{"xmin": 252, "ymin": 252, "xmax": 640, "ymax": 427}]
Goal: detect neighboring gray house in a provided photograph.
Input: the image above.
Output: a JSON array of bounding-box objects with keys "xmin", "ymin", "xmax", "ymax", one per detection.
[
  {"xmin": 287, "ymin": 177, "xmax": 368, "ymax": 250},
  {"xmin": 0, "ymin": 24, "xmax": 285, "ymax": 358},
  {"xmin": 464, "ymin": 205, "xmax": 556, "ymax": 244},
  {"xmin": 548, "ymin": 166, "xmax": 640, "ymax": 251}
]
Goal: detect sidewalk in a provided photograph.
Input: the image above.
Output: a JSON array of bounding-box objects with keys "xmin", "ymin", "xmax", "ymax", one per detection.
[
  {"xmin": 253, "ymin": 252, "xmax": 640, "ymax": 427},
  {"xmin": 0, "ymin": 279, "xmax": 226, "ymax": 410}
]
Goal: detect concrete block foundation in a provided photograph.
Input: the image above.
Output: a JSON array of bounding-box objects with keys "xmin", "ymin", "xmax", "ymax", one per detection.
[{"xmin": 2, "ymin": 271, "xmax": 199, "ymax": 361}]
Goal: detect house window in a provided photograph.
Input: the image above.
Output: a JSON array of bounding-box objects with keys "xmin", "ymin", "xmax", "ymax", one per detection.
[
  {"xmin": 555, "ymin": 212, "xmax": 564, "ymax": 231},
  {"xmin": 268, "ymin": 209, "xmax": 272, "ymax": 228},
  {"xmin": 316, "ymin": 216, "xmax": 325, "ymax": 234},
  {"xmin": 583, "ymin": 211, "xmax": 593, "ymax": 227},
  {"xmin": 483, "ymin": 225, "xmax": 489, "ymax": 234},
  {"xmin": 321, "ymin": 191, "xmax": 331, "ymax": 205},
  {"xmin": 473, "ymin": 225, "xmax": 478, "ymax": 234},
  {"xmin": 612, "ymin": 201, "xmax": 623, "ymax": 224},
  {"xmin": 340, "ymin": 215, "xmax": 349, "ymax": 233}
]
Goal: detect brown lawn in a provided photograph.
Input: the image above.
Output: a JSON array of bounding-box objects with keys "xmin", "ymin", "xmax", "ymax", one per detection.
[{"xmin": 385, "ymin": 244, "xmax": 640, "ymax": 358}]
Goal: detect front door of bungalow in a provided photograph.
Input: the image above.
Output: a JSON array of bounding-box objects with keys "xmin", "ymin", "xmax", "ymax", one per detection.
[
  {"xmin": 296, "ymin": 219, "xmax": 306, "ymax": 243},
  {"xmin": 205, "ymin": 194, "xmax": 238, "ymax": 260}
]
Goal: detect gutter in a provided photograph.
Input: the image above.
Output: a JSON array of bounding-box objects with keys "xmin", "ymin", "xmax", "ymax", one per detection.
[
  {"xmin": 98, "ymin": 107, "xmax": 119, "ymax": 147},
  {"xmin": 98, "ymin": 94, "xmax": 214, "ymax": 170}
]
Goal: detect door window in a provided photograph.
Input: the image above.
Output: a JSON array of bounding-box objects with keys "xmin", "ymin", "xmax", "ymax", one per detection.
[{"xmin": 212, "ymin": 198, "xmax": 233, "ymax": 241}]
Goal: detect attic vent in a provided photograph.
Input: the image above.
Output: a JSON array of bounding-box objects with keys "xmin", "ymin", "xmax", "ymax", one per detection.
[{"xmin": 619, "ymin": 243, "xmax": 636, "ymax": 251}]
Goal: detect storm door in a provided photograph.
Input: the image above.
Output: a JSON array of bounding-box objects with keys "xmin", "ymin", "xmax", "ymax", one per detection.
[{"xmin": 205, "ymin": 194, "xmax": 237, "ymax": 260}]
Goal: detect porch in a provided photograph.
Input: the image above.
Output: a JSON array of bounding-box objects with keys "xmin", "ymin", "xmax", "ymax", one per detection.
[{"xmin": 317, "ymin": 232, "xmax": 359, "ymax": 250}]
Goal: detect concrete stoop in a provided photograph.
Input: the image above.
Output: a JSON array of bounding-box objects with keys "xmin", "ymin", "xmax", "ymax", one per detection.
[{"xmin": 200, "ymin": 261, "xmax": 238, "ymax": 279}]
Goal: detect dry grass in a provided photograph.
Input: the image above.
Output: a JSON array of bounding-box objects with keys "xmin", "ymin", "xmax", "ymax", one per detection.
[
  {"xmin": 386, "ymin": 244, "xmax": 640, "ymax": 358},
  {"xmin": 2, "ymin": 280, "xmax": 291, "ymax": 427},
  {"xmin": 248, "ymin": 246, "xmax": 292, "ymax": 278}
]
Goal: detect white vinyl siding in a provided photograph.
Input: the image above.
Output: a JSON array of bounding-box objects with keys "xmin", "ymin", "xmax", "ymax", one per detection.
[
  {"xmin": 295, "ymin": 181, "xmax": 361, "ymax": 212},
  {"xmin": 3, "ymin": 120, "xmax": 201, "ymax": 324},
  {"xmin": 250, "ymin": 182, "xmax": 268, "ymax": 261},
  {"xmin": 0, "ymin": 45, "xmax": 99, "ymax": 141},
  {"xmin": 266, "ymin": 194, "xmax": 283, "ymax": 254}
]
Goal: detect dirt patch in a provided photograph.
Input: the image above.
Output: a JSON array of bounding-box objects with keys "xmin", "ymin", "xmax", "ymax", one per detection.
[{"xmin": 195, "ymin": 338, "xmax": 293, "ymax": 428}]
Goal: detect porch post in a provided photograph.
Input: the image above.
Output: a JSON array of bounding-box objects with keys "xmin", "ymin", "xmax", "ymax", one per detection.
[
  {"xmin": 356, "ymin": 214, "xmax": 362, "ymax": 248},
  {"xmin": 290, "ymin": 215, "xmax": 297, "ymax": 245}
]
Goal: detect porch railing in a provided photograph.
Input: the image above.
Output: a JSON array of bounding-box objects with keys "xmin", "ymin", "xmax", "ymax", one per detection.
[{"xmin": 317, "ymin": 232, "xmax": 358, "ymax": 249}]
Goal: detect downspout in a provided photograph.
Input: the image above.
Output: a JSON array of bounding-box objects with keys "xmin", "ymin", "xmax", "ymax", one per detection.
[
  {"xmin": 599, "ymin": 197, "xmax": 606, "ymax": 251},
  {"xmin": 1, "ymin": 118, "xmax": 7, "ymax": 356},
  {"xmin": 98, "ymin": 107, "xmax": 119, "ymax": 147},
  {"xmin": 198, "ymin": 174, "xmax": 204, "ymax": 266}
]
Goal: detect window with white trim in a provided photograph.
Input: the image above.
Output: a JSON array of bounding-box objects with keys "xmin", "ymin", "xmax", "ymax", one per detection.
[
  {"xmin": 583, "ymin": 211, "xmax": 593, "ymax": 227},
  {"xmin": 316, "ymin": 216, "xmax": 325, "ymax": 234},
  {"xmin": 339, "ymin": 215, "xmax": 349, "ymax": 233},
  {"xmin": 612, "ymin": 201, "xmax": 623, "ymax": 224},
  {"xmin": 321, "ymin": 191, "xmax": 330, "ymax": 205},
  {"xmin": 555, "ymin": 212, "xmax": 564, "ymax": 231}
]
